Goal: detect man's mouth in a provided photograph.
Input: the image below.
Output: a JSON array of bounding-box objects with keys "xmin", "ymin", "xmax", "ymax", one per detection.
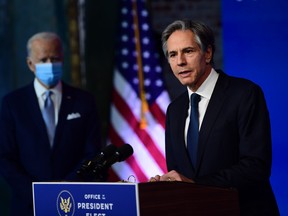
[{"xmin": 178, "ymin": 70, "xmax": 192, "ymax": 77}]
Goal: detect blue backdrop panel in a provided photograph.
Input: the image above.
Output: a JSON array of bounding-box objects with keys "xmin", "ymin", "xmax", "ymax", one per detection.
[{"xmin": 222, "ymin": 0, "xmax": 288, "ymax": 215}]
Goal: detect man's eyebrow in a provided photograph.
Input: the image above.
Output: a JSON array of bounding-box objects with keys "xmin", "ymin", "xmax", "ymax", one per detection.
[
  {"xmin": 168, "ymin": 46, "xmax": 196, "ymax": 53},
  {"xmin": 168, "ymin": 50, "xmax": 176, "ymax": 54},
  {"xmin": 183, "ymin": 46, "xmax": 197, "ymax": 50}
]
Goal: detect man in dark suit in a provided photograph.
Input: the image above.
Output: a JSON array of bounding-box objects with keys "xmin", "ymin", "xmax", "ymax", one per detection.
[
  {"xmin": 150, "ymin": 20, "xmax": 279, "ymax": 215},
  {"xmin": 0, "ymin": 32, "xmax": 102, "ymax": 216}
]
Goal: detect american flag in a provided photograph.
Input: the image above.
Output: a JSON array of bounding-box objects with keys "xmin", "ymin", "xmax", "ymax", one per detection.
[{"xmin": 108, "ymin": 0, "xmax": 170, "ymax": 182}]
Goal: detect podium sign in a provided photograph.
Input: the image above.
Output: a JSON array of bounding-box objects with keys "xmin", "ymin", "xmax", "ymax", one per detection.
[{"xmin": 33, "ymin": 182, "xmax": 139, "ymax": 216}]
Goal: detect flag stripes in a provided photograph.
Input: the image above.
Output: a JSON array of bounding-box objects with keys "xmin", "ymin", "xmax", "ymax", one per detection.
[{"xmin": 108, "ymin": 0, "xmax": 170, "ymax": 182}]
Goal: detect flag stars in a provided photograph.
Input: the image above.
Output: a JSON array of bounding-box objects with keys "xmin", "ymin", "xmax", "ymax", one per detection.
[
  {"xmin": 155, "ymin": 66, "xmax": 162, "ymax": 73},
  {"xmin": 142, "ymin": 51, "xmax": 150, "ymax": 58},
  {"xmin": 145, "ymin": 93, "xmax": 151, "ymax": 100},
  {"xmin": 142, "ymin": 23, "xmax": 149, "ymax": 31},
  {"xmin": 122, "ymin": 62, "xmax": 129, "ymax": 69},
  {"xmin": 155, "ymin": 79, "xmax": 163, "ymax": 87},
  {"xmin": 143, "ymin": 65, "xmax": 150, "ymax": 72},
  {"xmin": 116, "ymin": 1, "xmax": 166, "ymax": 103},
  {"xmin": 121, "ymin": 7, "xmax": 128, "ymax": 15},
  {"xmin": 122, "ymin": 21, "xmax": 129, "ymax": 28},
  {"xmin": 142, "ymin": 37, "xmax": 150, "ymax": 45},
  {"xmin": 111, "ymin": 1, "xmax": 169, "ymax": 181},
  {"xmin": 141, "ymin": 9, "xmax": 148, "ymax": 17},
  {"xmin": 122, "ymin": 48, "xmax": 129, "ymax": 55},
  {"xmin": 133, "ymin": 78, "xmax": 139, "ymax": 85},
  {"xmin": 144, "ymin": 79, "xmax": 151, "ymax": 86},
  {"xmin": 122, "ymin": 35, "xmax": 129, "ymax": 42}
]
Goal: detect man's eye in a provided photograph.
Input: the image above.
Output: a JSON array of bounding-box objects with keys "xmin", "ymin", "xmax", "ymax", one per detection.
[
  {"xmin": 169, "ymin": 53, "xmax": 176, "ymax": 58},
  {"xmin": 40, "ymin": 58, "xmax": 48, "ymax": 63},
  {"xmin": 185, "ymin": 49, "xmax": 194, "ymax": 54}
]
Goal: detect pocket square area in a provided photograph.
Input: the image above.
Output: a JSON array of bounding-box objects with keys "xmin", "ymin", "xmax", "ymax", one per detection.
[{"xmin": 67, "ymin": 112, "xmax": 81, "ymax": 120}]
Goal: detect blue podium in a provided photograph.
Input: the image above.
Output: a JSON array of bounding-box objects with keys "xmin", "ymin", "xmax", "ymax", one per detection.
[
  {"xmin": 33, "ymin": 182, "xmax": 139, "ymax": 216},
  {"xmin": 33, "ymin": 181, "xmax": 239, "ymax": 216}
]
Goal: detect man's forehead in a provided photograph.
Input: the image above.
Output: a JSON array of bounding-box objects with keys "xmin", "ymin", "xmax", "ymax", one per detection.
[
  {"xmin": 167, "ymin": 42, "xmax": 200, "ymax": 53},
  {"xmin": 31, "ymin": 38, "xmax": 61, "ymax": 47}
]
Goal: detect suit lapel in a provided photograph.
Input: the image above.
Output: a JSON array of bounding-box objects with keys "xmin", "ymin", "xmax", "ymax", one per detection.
[
  {"xmin": 196, "ymin": 72, "xmax": 230, "ymax": 173},
  {"xmin": 53, "ymin": 83, "xmax": 74, "ymax": 148},
  {"xmin": 26, "ymin": 83, "xmax": 52, "ymax": 149},
  {"xmin": 173, "ymin": 92, "xmax": 196, "ymax": 175}
]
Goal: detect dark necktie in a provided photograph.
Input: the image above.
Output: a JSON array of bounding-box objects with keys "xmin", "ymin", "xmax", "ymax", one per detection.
[
  {"xmin": 42, "ymin": 91, "xmax": 55, "ymax": 146},
  {"xmin": 187, "ymin": 93, "xmax": 201, "ymax": 169}
]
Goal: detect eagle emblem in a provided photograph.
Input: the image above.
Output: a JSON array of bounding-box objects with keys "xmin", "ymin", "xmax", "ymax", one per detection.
[
  {"xmin": 60, "ymin": 196, "xmax": 72, "ymax": 213},
  {"xmin": 57, "ymin": 190, "xmax": 75, "ymax": 216}
]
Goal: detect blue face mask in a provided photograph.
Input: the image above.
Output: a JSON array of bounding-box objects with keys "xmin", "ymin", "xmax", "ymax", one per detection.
[{"xmin": 35, "ymin": 62, "xmax": 63, "ymax": 87}]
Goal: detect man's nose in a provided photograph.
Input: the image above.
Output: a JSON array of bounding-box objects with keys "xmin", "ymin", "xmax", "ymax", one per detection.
[{"xmin": 177, "ymin": 54, "xmax": 186, "ymax": 66}]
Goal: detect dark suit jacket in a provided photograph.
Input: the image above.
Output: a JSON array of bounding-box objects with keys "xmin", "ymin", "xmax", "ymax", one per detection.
[
  {"xmin": 0, "ymin": 82, "xmax": 102, "ymax": 216},
  {"xmin": 165, "ymin": 71, "xmax": 279, "ymax": 215}
]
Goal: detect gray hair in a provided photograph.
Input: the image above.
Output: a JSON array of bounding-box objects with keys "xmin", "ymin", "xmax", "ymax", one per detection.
[
  {"xmin": 161, "ymin": 20, "xmax": 215, "ymax": 64},
  {"xmin": 27, "ymin": 32, "xmax": 62, "ymax": 57}
]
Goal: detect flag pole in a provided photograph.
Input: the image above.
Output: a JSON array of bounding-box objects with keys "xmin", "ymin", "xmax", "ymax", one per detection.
[{"xmin": 132, "ymin": 0, "xmax": 148, "ymax": 129}]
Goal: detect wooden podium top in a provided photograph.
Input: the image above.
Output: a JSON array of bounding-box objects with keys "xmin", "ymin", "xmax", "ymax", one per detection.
[{"xmin": 138, "ymin": 181, "xmax": 240, "ymax": 216}]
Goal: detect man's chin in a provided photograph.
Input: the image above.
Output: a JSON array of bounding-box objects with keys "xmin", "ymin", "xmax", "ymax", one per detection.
[{"xmin": 179, "ymin": 78, "xmax": 194, "ymax": 87}]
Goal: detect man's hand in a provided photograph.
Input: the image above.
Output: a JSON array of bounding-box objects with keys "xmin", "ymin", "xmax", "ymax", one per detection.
[{"xmin": 149, "ymin": 170, "xmax": 194, "ymax": 183}]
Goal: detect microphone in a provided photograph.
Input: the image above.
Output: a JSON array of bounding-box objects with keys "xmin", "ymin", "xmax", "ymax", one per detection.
[
  {"xmin": 76, "ymin": 144, "xmax": 117, "ymax": 176},
  {"xmin": 102, "ymin": 144, "xmax": 134, "ymax": 169},
  {"xmin": 77, "ymin": 144, "xmax": 134, "ymax": 182}
]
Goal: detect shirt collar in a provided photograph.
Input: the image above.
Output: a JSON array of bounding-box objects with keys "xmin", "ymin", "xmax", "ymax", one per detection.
[
  {"xmin": 187, "ymin": 68, "xmax": 219, "ymax": 100},
  {"xmin": 34, "ymin": 78, "xmax": 62, "ymax": 98}
]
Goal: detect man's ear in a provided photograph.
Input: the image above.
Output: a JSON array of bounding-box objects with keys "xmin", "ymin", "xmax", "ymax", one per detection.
[
  {"xmin": 205, "ymin": 45, "xmax": 212, "ymax": 64},
  {"xmin": 27, "ymin": 57, "xmax": 35, "ymax": 73}
]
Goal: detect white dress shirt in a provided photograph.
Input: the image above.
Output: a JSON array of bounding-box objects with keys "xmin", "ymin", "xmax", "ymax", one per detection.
[
  {"xmin": 184, "ymin": 68, "xmax": 219, "ymax": 146},
  {"xmin": 34, "ymin": 79, "xmax": 62, "ymax": 125}
]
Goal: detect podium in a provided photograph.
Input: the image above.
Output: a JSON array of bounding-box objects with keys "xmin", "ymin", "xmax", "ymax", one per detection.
[
  {"xmin": 33, "ymin": 181, "xmax": 239, "ymax": 216},
  {"xmin": 138, "ymin": 181, "xmax": 240, "ymax": 216}
]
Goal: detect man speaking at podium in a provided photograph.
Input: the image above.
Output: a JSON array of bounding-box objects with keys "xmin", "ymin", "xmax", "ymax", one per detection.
[{"xmin": 151, "ymin": 20, "xmax": 279, "ymax": 215}]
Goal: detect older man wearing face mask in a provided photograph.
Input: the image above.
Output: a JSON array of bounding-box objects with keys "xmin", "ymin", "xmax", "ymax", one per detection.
[{"xmin": 0, "ymin": 32, "xmax": 102, "ymax": 216}]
